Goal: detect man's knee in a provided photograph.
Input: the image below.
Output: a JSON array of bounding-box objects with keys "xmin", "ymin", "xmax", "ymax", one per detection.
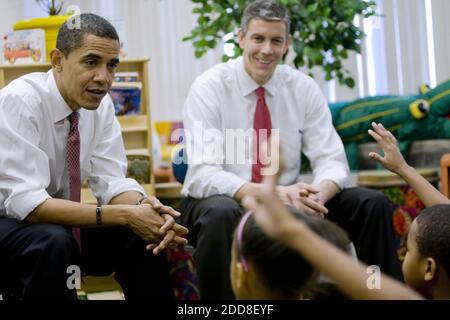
[
  {"xmin": 198, "ymin": 195, "xmax": 242, "ymax": 225},
  {"xmin": 355, "ymin": 188, "xmax": 394, "ymax": 224},
  {"xmin": 361, "ymin": 187, "xmax": 391, "ymax": 207},
  {"xmin": 29, "ymin": 224, "xmax": 78, "ymax": 255}
]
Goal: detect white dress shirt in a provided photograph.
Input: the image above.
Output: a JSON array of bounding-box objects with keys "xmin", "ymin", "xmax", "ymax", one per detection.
[
  {"xmin": 182, "ymin": 56, "xmax": 349, "ymax": 198},
  {"xmin": 0, "ymin": 70, "xmax": 145, "ymax": 220}
]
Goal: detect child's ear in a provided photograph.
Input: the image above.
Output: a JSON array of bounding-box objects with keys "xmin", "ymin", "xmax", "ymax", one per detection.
[
  {"xmin": 424, "ymin": 257, "xmax": 437, "ymax": 281},
  {"xmin": 235, "ymin": 262, "xmax": 245, "ymax": 289}
]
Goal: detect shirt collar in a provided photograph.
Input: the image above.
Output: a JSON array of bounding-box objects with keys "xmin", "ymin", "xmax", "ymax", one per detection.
[
  {"xmin": 236, "ymin": 56, "xmax": 280, "ymax": 98},
  {"xmin": 47, "ymin": 70, "xmax": 77, "ymax": 124}
]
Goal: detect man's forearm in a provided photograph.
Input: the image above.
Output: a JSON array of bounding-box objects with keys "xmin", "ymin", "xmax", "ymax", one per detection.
[
  {"xmin": 109, "ymin": 190, "xmax": 144, "ymax": 205},
  {"xmin": 26, "ymin": 198, "xmax": 130, "ymax": 227}
]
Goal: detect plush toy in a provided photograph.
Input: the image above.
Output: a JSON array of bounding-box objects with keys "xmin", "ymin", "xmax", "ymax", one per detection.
[{"xmin": 329, "ymin": 79, "xmax": 450, "ymax": 169}]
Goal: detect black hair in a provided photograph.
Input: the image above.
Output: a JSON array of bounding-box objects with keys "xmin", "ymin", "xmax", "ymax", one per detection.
[
  {"xmin": 415, "ymin": 204, "xmax": 450, "ymax": 277},
  {"xmin": 240, "ymin": 207, "xmax": 350, "ymax": 299},
  {"xmin": 56, "ymin": 13, "xmax": 119, "ymax": 57}
]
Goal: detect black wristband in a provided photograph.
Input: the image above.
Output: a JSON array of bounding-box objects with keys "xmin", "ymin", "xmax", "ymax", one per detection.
[
  {"xmin": 96, "ymin": 206, "xmax": 102, "ymax": 226},
  {"xmin": 136, "ymin": 196, "xmax": 147, "ymax": 205}
]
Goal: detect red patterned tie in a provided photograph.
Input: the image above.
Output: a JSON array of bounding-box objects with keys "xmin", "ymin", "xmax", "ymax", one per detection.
[
  {"xmin": 67, "ymin": 112, "xmax": 81, "ymax": 249},
  {"xmin": 252, "ymin": 87, "xmax": 272, "ymax": 183}
]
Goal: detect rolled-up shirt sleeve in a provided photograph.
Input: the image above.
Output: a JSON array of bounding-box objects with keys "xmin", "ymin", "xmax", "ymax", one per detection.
[
  {"xmin": 301, "ymin": 80, "xmax": 349, "ymax": 190},
  {"xmin": 0, "ymin": 94, "xmax": 51, "ymax": 220},
  {"xmin": 89, "ymin": 99, "xmax": 145, "ymax": 205},
  {"xmin": 182, "ymin": 79, "xmax": 247, "ymax": 199}
]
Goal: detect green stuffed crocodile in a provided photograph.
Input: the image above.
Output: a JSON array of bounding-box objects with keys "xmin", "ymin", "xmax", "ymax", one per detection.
[{"xmin": 329, "ymin": 79, "xmax": 450, "ymax": 170}]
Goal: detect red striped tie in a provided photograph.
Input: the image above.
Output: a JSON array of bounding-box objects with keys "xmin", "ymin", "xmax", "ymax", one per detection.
[
  {"xmin": 67, "ymin": 112, "xmax": 81, "ymax": 249},
  {"xmin": 251, "ymin": 87, "xmax": 272, "ymax": 183}
]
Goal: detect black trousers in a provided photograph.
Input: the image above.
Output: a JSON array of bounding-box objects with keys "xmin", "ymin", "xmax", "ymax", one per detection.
[
  {"xmin": 0, "ymin": 219, "xmax": 173, "ymax": 301},
  {"xmin": 179, "ymin": 187, "xmax": 403, "ymax": 300}
]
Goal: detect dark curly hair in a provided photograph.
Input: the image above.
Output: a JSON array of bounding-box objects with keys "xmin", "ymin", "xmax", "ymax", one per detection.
[
  {"xmin": 415, "ymin": 204, "xmax": 450, "ymax": 277},
  {"xmin": 56, "ymin": 13, "xmax": 119, "ymax": 57}
]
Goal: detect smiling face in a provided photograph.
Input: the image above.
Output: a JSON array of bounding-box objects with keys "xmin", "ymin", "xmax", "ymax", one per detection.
[
  {"xmin": 238, "ymin": 18, "xmax": 291, "ymax": 86},
  {"xmin": 51, "ymin": 34, "xmax": 120, "ymax": 111}
]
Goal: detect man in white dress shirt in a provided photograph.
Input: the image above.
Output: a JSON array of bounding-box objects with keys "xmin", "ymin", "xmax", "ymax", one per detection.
[
  {"xmin": 180, "ymin": 0, "xmax": 401, "ymax": 299},
  {"xmin": 0, "ymin": 13, "xmax": 187, "ymax": 300}
]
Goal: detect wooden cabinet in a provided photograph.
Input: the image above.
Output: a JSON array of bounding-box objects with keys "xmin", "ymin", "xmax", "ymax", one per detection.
[{"xmin": 0, "ymin": 58, "xmax": 155, "ymax": 203}]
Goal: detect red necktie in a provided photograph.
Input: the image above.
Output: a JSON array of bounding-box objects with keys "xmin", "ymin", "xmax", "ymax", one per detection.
[
  {"xmin": 251, "ymin": 87, "xmax": 272, "ymax": 183},
  {"xmin": 67, "ymin": 112, "xmax": 81, "ymax": 249}
]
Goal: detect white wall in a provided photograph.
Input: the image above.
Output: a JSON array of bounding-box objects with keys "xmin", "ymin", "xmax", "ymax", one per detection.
[
  {"xmin": 0, "ymin": 1, "xmax": 24, "ymax": 38},
  {"xmin": 431, "ymin": 0, "xmax": 450, "ymax": 84}
]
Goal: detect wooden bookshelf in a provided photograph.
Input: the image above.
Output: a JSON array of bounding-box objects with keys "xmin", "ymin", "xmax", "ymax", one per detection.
[{"xmin": 0, "ymin": 58, "xmax": 155, "ymax": 202}]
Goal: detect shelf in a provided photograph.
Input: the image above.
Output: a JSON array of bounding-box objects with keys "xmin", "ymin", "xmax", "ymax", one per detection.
[
  {"xmin": 155, "ymin": 182, "xmax": 183, "ymax": 199},
  {"xmin": 117, "ymin": 115, "xmax": 149, "ymax": 132},
  {"xmin": 0, "ymin": 62, "xmax": 50, "ymax": 69},
  {"xmin": 125, "ymin": 148, "xmax": 150, "ymax": 156}
]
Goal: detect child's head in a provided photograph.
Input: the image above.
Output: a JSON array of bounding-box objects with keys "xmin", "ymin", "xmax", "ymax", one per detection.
[
  {"xmin": 402, "ymin": 204, "xmax": 450, "ymax": 298},
  {"xmin": 230, "ymin": 207, "xmax": 350, "ymax": 300}
]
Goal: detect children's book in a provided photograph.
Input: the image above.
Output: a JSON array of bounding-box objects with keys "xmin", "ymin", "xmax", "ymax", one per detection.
[
  {"xmin": 109, "ymin": 82, "xmax": 142, "ymax": 116},
  {"xmin": 1, "ymin": 29, "xmax": 46, "ymax": 64}
]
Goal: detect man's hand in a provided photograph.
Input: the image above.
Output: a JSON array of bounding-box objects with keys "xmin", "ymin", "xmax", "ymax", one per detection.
[
  {"xmin": 150, "ymin": 214, "xmax": 189, "ymax": 255},
  {"xmin": 277, "ymin": 182, "xmax": 328, "ymax": 217},
  {"xmin": 139, "ymin": 195, "xmax": 181, "ymax": 219},
  {"xmin": 127, "ymin": 204, "xmax": 188, "ymax": 255},
  {"xmin": 368, "ymin": 122, "xmax": 408, "ymax": 174}
]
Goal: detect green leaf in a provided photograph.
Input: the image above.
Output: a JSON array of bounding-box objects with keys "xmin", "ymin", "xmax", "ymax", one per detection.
[
  {"xmin": 344, "ymin": 77, "xmax": 355, "ymax": 88},
  {"xmin": 339, "ymin": 50, "xmax": 348, "ymax": 59}
]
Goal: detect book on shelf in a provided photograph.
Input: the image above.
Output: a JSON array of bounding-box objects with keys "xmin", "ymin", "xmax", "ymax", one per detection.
[
  {"xmin": 109, "ymin": 82, "xmax": 142, "ymax": 116},
  {"xmin": 1, "ymin": 29, "xmax": 46, "ymax": 65},
  {"xmin": 114, "ymin": 72, "xmax": 140, "ymax": 83},
  {"xmin": 126, "ymin": 148, "xmax": 151, "ymax": 184}
]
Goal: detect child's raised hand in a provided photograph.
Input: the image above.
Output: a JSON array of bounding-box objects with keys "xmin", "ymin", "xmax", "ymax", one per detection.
[{"xmin": 368, "ymin": 122, "xmax": 408, "ymax": 173}]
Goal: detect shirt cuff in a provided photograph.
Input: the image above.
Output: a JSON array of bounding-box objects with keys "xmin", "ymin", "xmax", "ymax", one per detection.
[
  {"xmin": 101, "ymin": 178, "xmax": 146, "ymax": 205},
  {"xmin": 182, "ymin": 171, "xmax": 247, "ymax": 199},
  {"xmin": 6, "ymin": 189, "xmax": 51, "ymax": 221},
  {"xmin": 312, "ymin": 167, "xmax": 349, "ymax": 190}
]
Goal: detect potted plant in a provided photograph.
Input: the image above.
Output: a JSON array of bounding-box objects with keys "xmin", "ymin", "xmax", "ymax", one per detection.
[
  {"xmin": 35, "ymin": 0, "xmax": 64, "ymax": 16},
  {"xmin": 13, "ymin": 0, "xmax": 70, "ymax": 62},
  {"xmin": 183, "ymin": 0, "xmax": 377, "ymax": 88}
]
